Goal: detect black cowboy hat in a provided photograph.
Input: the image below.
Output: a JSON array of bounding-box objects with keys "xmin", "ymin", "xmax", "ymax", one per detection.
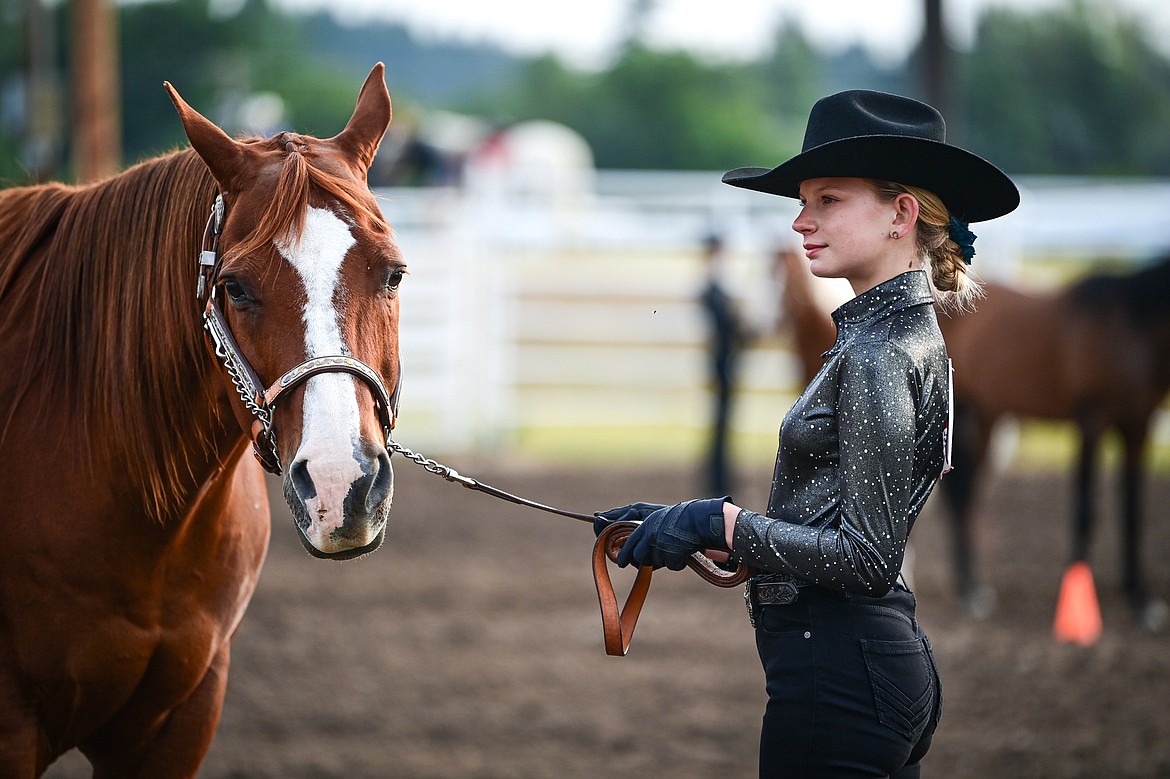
[{"xmin": 722, "ymin": 90, "xmax": 1019, "ymax": 223}]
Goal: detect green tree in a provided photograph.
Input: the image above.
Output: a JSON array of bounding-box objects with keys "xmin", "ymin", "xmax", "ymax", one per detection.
[
  {"xmin": 604, "ymin": 45, "xmax": 781, "ymax": 169},
  {"xmin": 478, "ymin": 45, "xmax": 788, "ymax": 170},
  {"xmin": 9, "ymin": 0, "xmax": 1170, "ymax": 183},
  {"xmin": 119, "ymin": 0, "xmax": 358, "ymax": 163},
  {"xmin": 964, "ymin": 1, "xmax": 1170, "ymax": 175},
  {"xmin": 752, "ymin": 25, "xmax": 832, "ymax": 160}
]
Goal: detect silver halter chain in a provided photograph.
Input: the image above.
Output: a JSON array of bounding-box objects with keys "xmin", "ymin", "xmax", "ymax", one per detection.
[{"xmin": 385, "ymin": 439, "xmax": 475, "ymax": 486}]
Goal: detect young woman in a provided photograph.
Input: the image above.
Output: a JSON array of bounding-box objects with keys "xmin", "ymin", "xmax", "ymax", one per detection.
[{"xmin": 596, "ymin": 90, "xmax": 1019, "ymax": 778}]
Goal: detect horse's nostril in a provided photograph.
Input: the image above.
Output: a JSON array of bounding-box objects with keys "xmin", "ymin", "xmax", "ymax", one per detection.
[
  {"xmin": 289, "ymin": 458, "xmax": 317, "ymax": 502},
  {"xmin": 342, "ymin": 450, "xmax": 393, "ymax": 515},
  {"xmin": 357, "ymin": 451, "xmax": 394, "ymax": 513}
]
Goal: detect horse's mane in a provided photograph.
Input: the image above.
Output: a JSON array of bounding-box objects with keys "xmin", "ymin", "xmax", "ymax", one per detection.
[
  {"xmin": 0, "ymin": 150, "xmax": 220, "ymax": 518},
  {"xmin": 0, "ymin": 136, "xmax": 386, "ymax": 520}
]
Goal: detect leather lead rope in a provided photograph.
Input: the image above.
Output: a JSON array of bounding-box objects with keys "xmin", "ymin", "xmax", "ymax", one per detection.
[
  {"xmin": 388, "ymin": 439, "xmax": 754, "ymax": 656},
  {"xmin": 593, "ymin": 522, "xmax": 655, "ymax": 656}
]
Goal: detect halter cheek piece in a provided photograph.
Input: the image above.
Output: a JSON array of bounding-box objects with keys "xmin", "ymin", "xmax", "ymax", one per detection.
[{"xmin": 198, "ymin": 194, "xmax": 401, "ymax": 475}]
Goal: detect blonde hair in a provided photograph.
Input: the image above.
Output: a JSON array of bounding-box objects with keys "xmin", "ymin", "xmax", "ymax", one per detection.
[{"xmin": 869, "ymin": 180, "xmax": 983, "ymax": 312}]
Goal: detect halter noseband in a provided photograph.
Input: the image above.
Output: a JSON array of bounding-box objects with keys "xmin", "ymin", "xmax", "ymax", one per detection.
[{"xmin": 198, "ymin": 194, "xmax": 400, "ymax": 475}]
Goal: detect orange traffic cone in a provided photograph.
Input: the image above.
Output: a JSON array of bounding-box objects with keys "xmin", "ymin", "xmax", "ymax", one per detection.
[{"xmin": 1053, "ymin": 560, "xmax": 1102, "ymax": 646}]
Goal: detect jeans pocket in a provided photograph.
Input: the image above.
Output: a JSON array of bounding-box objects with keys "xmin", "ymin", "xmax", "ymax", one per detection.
[{"xmin": 860, "ymin": 637, "xmax": 935, "ymax": 742}]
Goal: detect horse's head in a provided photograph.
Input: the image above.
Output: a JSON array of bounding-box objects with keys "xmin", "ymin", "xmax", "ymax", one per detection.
[{"xmin": 166, "ymin": 64, "xmax": 402, "ymax": 560}]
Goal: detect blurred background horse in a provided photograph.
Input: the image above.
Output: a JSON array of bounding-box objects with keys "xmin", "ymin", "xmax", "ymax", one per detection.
[
  {"xmin": 771, "ymin": 246, "xmax": 842, "ymax": 385},
  {"xmin": 937, "ymin": 256, "xmax": 1170, "ymax": 629},
  {"xmin": 0, "ymin": 64, "xmax": 401, "ymax": 775}
]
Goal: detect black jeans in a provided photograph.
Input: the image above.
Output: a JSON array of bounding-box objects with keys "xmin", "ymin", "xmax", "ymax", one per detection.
[{"xmin": 754, "ymin": 585, "xmax": 942, "ymax": 778}]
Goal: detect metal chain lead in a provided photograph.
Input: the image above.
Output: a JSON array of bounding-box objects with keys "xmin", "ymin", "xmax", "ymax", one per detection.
[
  {"xmin": 206, "ymin": 311, "xmax": 277, "ymax": 452},
  {"xmin": 386, "ymin": 439, "xmax": 475, "ymax": 486},
  {"xmin": 203, "ymin": 307, "xmax": 271, "ymax": 429},
  {"xmin": 215, "ymin": 338, "xmax": 273, "ymax": 432}
]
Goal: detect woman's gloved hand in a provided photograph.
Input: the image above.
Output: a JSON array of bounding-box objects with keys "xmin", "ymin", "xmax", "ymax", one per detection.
[
  {"xmin": 593, "ymin": 502, "xmax": 667, "ymax": 537},
  {"xmin": 607, "ymin": 498, "xmax": 731, "ymax": 571}
]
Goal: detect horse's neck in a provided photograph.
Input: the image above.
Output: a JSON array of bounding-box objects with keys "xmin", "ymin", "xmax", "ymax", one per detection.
[{"xmin": 135, "ymin": 368, "xmax": 252, "ymax": 520}]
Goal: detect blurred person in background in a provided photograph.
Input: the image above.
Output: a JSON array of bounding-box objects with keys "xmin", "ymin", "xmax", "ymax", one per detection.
[
  {"xmin": 596, "ymin": 90, "xmax": 1019, "ymax": 778},
  {"xmin": 698, "ymin": 232, "xmax": 750, "ymax": 496}
]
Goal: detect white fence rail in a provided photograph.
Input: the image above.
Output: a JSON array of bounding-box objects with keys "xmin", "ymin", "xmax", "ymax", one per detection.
[{"xmin": 379, "ymin": 173, "xmax": 1170, "ymax": 456}]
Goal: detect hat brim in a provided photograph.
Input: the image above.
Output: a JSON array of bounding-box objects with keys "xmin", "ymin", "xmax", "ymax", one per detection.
[{"xmin": 722, "ymin": 136, "xmax": 1019, "ymax": 223}]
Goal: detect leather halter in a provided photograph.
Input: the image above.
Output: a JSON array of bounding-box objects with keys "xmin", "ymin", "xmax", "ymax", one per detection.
[{"xmin": 197, "ymin": 195, "xmax": 400, "ymax": 475}]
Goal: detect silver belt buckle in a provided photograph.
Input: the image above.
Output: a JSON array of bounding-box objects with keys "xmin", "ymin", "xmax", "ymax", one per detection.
[
  {"xmin": 745, "ymin": 579, "xmax": 801, "ymax": 627},
  {"xmin": 757, "ymin": 580, "xmax": 800, "ymax": 606}
]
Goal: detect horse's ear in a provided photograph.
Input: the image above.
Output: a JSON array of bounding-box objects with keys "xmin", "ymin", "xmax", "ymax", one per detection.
[
  {"xmin": 329, "ymin": 63, "xmax": 392, "ymax": 177},
  {"xmin": 164, "ymin": 81, "xmax": 249, "ymax": 191}
]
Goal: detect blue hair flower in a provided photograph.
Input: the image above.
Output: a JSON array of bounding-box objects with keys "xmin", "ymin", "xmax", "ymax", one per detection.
[{"xmin": 948, "ymin": 216, "xmax": 977, "ymax": 265}]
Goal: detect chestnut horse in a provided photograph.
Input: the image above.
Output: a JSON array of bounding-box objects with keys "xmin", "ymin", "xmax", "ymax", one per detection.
[
  {"xmin": 0, "ymin": 64, "xmax": 403, "ymax": 775},
  {"xmin": 937, "ymin": 257, "xmax": 1170, "ymax": 627}
]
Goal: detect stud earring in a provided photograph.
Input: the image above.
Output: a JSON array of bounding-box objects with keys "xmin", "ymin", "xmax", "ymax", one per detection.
[{"xmin": 890, "ymin": 231, "xmax": 900, "ymax": 239}]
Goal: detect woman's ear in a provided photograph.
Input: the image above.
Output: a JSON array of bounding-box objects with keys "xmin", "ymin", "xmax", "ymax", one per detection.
[{"xmin": 892, "ymin": 192, "xmax": 921, "ymax": 234}]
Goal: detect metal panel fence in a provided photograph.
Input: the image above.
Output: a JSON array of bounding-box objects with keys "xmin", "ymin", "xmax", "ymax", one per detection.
[{"xmin": 378, "ymin": 173, "xmax": 1170, "ymax": 458}]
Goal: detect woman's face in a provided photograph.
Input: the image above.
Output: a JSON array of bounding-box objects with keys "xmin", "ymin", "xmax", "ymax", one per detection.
[{"xmin": 792, "ymin": 177, "xmax": 907, "ymax": 294}]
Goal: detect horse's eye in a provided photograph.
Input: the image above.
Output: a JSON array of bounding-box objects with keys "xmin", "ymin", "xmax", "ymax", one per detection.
[
  {"xmin": 382, "ymin": 267, "xmax": 406, "ymax": 295},
  {"xmin": 222, "ymin": 279, "xmax": 254, "ymax": 306}
]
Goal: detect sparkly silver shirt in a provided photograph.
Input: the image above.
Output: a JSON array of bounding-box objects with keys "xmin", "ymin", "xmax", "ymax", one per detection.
[{"xmin": 733, "ymin": 270, "xmax": 950, "ymax": 595}]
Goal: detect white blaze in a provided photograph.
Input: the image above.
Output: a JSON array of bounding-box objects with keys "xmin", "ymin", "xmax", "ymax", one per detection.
[{"xmin": 277, "ymin": 207, "xmax": 367, "ymax": 550}]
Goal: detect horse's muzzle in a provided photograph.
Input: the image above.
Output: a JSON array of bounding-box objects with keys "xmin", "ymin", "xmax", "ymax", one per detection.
[{"xmin": 283, "ymin": 445, "xmax": 394, "ymax": 559}]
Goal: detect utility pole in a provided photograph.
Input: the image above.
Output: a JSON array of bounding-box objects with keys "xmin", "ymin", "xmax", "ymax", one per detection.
[
  {"xmin": 922, "ymin": 0, "xmax": 954, "ymax": 134},
  {"xmin": 71, "ymin": 0, "xmax": 121, "ymax": 182}
]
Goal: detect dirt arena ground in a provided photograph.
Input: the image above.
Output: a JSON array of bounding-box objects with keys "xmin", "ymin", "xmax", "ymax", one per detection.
[{"xmin": 47, "ymin": 460, "xmax": 1169, "ymax": 778}]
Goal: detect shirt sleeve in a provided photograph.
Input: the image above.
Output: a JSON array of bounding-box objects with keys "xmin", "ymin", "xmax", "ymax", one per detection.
[{"xmin": 733, "ymin": 340, "xmax": 919, "ymax": 595}]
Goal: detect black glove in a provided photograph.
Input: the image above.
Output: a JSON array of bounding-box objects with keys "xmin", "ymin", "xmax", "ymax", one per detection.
[
  {"xmin": 593, "ymin": 502, "xmax": 666, "ymax": 537},
  {"xmin": 615, "ymin": 497, "xmax": 730, "ymax": 571}
]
